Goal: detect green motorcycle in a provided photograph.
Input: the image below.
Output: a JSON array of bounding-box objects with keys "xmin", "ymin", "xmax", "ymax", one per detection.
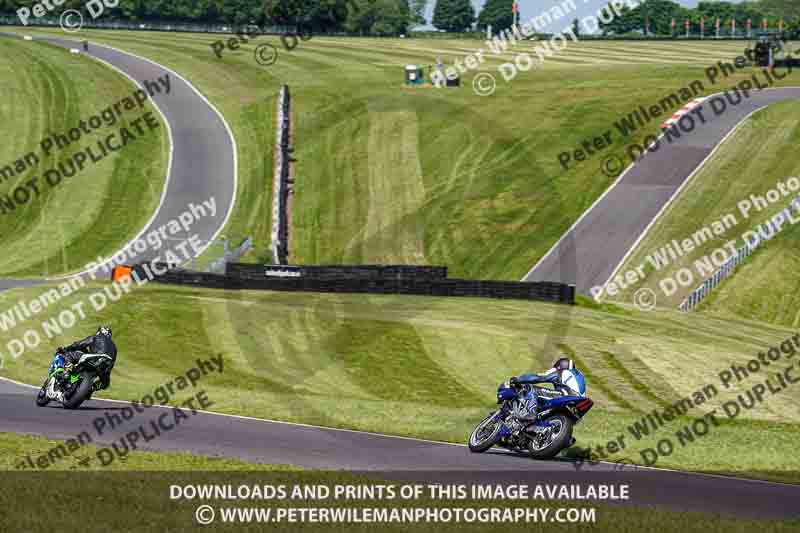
[{"xmin": 36, "ymin": 353, "xmax": 114, "ymax": 410}]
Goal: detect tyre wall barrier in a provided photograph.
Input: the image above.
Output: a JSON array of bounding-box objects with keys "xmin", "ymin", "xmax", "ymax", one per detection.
[
  {"xmin": 226, "ymin": 263, "xmax": 448, "ymax": 281},
  {"xmin": 143, "ymin": 266, "xmax": 575, "ymax": 304}
]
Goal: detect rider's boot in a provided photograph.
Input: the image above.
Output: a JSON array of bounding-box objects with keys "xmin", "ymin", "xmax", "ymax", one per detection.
[{"xmin": 57, "ymin": 364, "xmax": 72, "ymax": 386}]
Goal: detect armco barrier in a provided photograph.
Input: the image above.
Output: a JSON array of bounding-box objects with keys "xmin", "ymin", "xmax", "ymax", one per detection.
[
  {"xmin": 227, "ymin": 263, "xmax": 448, "ymax": 281},
  {"xmin": 678, "ymin": 193, "xmax": 800, "ymax": 311},
  {"xmin": 146, "ymin": 268, "xmax": 575, "ymax": 304}
]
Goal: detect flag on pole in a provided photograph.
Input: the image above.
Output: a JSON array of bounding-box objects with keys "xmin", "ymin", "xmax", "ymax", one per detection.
[
  {"xmin": 731, "ymin": 19, "xmax": 736, "ymax": 37},
  {"xmin": 715, "ymin": 17, "xmax": 720, "ymax": 38}
]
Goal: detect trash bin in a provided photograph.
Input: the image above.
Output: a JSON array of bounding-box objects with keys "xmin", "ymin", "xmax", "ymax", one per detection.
[
  {"xmin": 446, "ymin": 75, "xmax": 460, "ymax": 87},
  {"xmin": 405, "ymin": 65, "xmax": 424, "ymax": 85}
]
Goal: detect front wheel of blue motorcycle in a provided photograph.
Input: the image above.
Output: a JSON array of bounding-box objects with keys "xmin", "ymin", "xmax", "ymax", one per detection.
[
  {"xmin": 468, "ymin": 411, "xmax": 502, "ymax": 453},
  {"xmin": 528, "ymin": 415, "xmax": 574, "ymax": 460}
]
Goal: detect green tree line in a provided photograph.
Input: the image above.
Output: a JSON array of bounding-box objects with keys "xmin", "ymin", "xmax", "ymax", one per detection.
[
  {"xmin": 1, "ymin": 0, "xmax": 796, "ymax": 36},
  {"xmin": 0, "ymin": 0, "xmax": 428, "ymax": 35}
]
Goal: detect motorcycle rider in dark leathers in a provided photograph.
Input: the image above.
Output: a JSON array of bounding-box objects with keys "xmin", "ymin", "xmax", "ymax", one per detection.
[{"xmin": 48, "ymin": 326, "xmax": 117, "ymax": 394}]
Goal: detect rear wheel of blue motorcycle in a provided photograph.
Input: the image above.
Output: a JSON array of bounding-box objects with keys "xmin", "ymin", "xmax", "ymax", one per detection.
[
  {"xmin": 468, "ymin": 412, "xmax": 502, "ymax": 453},
  {"xmin": 528, "ymin": 415, "xmax": 573, "ymax": 460},
  {"xmin": 62, "ymin": 372, "xmax": 95, "ymax": 410}
]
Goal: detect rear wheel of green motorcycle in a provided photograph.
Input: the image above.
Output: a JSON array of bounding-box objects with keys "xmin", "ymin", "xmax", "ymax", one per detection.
[
  {"xmin": 35, "ymin": 377, "xmax": 51, "ymax": 407},
  {"xmin": 528, "ymin": 414, "xmax": 573, "ymax": 460},
  {"xmin": 469, "ymin": 411, "xmax": 502, "ymax": 453},
  {"xmin": 62, "ymin": 372, "xmax": 95, "ymax": 410}
]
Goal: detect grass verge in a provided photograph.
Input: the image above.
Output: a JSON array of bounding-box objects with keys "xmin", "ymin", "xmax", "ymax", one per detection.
[
  {"xmin": 0, "ymin": 37, "xmax": 167, "ymax": 277},
  {"xmin": 0, "ymin": 431, "xmax": 295, "ymax": 471}
]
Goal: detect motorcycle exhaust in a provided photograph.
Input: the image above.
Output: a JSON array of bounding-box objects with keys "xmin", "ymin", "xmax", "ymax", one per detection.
[{"xmin": 523, "ymin": 423, "xmax": 546, "ymax": 436}]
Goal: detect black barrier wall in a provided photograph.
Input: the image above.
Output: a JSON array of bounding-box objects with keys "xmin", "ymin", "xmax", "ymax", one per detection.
[
  {"xmin": 227, "ymin": 263, "xmax": 449, "ymax": 281},
  {"xmin": 143, "ymin": 266, "xmax": 575, "ymax": 305}
]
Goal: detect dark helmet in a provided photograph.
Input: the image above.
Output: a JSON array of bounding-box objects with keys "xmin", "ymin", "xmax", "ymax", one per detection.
[
  {"xmin": 553, "ymin": 357, "xmax": 574, "ymax": 371},
  {"xmin": 97, "ymin": 326, "xmax": 112, "ymax": 338}
]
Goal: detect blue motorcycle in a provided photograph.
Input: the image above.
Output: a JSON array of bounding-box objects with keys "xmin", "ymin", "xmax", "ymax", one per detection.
[{"xmin": 468, "ymin": 380, "xmax": 593, "ymax": 459}]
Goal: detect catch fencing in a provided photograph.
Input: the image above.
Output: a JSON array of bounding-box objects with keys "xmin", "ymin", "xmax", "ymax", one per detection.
[
  {"xmin": 679, "ymin": 195, "xmax": 800, "ymax": 311},
  {"xmin": 0, "ymin": 16, "xmax": 301, "ymax": 35},
  {"xmin": 0, "ymin": 17, "xmax": 777, "ymax": 40},
  {"xmin": 271, "ymin": 85, "xmax": 291, "ymax": 265}
]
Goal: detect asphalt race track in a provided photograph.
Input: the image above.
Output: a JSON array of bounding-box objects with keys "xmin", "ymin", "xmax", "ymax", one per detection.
[
  {"xmin": 1, "ymin": 36, "xmax": 800, "ymax": 522},
  {"xmin": 0, "ymin": 33, "xmax": 236, "ymax": 288},
  {"xmin": 524, "ymin": 86, "xmax": 800, "ymax": 296},
  {"xmin": 1, "ymin": 377, "xmax": 799, "ymax": 519}
]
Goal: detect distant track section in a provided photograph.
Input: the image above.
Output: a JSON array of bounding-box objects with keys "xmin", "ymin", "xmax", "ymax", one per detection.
[
  {"xmin": 0, "ymin": 32, "xmax": 237, "ymax": 290},
  {"xmin": 524, "ymin": 87, "xmax": 800, "ymax": 296}
]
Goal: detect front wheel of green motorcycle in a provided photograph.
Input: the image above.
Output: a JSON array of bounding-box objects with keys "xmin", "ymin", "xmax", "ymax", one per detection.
[{"xmin": 35, "ymin": 377, "xmax": 51, "ymax": 407}]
